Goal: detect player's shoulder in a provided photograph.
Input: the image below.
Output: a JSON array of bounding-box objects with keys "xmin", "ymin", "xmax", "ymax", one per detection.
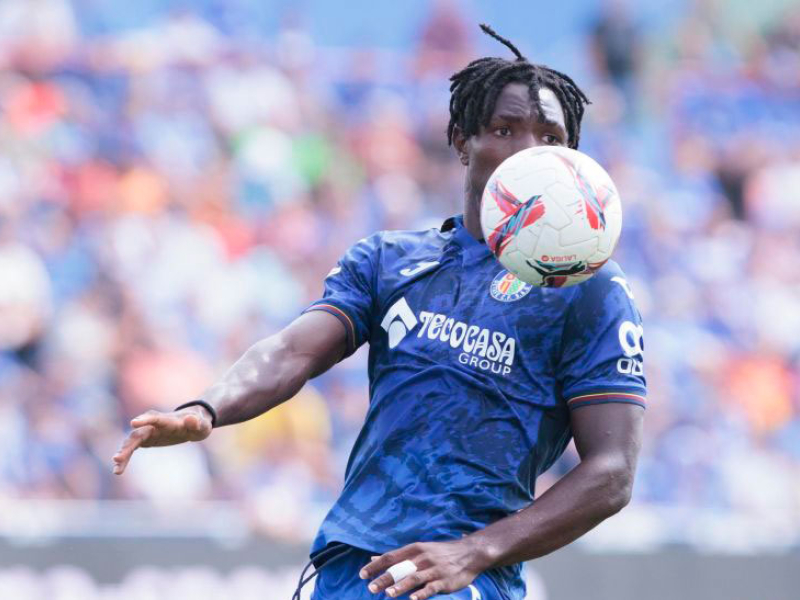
[
  {"xmin": 349, "ymin": 222, "xmax": 451, "ymax": 266},
  {"xmin": 570, "ymin": 260, "xmax": 636, "ymax": 304},
  {"xmin": 560, "ymin": 260, "xmax": 642, "ymax": 331},
  {"xmin": 374, "ymin": 222, "xmax": 451, "ymax": 252},
  {"xmin": 590, "ymin": 259, "xmax": 628, "ymax": 285}
]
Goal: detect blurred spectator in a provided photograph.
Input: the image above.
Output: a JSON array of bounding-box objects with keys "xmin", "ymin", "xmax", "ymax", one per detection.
[
  {"xmin": 589, "ymin": 0, "xmax": 642, "ymax": 111},
  {"xmin": 413, "ymin": 0, "xmax": 474, "ymax": 78},
  {"xmin": 0, "ymin": 231, "xmax": 52, "ymax": 353}
]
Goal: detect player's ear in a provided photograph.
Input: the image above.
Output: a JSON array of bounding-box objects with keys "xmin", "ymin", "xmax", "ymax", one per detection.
[{"xmin": 452, "ymin": 125, "xmax": 470, "ymax": 166}]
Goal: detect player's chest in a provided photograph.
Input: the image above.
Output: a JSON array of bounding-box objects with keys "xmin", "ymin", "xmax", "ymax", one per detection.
[{"xmin": 372, "ymin": 259, "xmax": 570, "ymax": 377}]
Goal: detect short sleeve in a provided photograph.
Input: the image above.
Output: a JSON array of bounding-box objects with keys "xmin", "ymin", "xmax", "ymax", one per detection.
[
  {"xmin": 302, "ymin": 234, "xmax": 381, "ymax": 358},
  {"xmin": 557, "ymin": 266, "xmax": 647, "ymax": 410}
]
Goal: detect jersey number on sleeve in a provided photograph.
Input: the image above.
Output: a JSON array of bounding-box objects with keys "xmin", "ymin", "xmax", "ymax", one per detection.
[{"xmin": 617, "ymin": 320, "xmax": 644, "ymax": 376}]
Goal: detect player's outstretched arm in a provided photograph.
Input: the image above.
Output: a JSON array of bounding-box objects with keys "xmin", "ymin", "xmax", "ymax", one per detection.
[
  {"xmin": 112, "ymin": 310, "xmax": 347, "ymax": 475},
  {"xmin": 361, "ymin": 402, "xmax": 643, "ymax": 600}
]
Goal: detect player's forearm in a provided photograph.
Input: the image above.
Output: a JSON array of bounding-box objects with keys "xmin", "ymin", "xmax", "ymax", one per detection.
[
  {"xmin": 465, "ymin": 455, "xmax": 634, "ymax": 569},
  {"xmin": 201, "ymin": 334, "xmax": 314, "ymax": 427}
]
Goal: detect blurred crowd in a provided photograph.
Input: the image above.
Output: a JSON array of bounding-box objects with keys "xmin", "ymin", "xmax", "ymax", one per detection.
[
  {"xmin": 0, "ymin": 564, "xmax": 313, "ymax": 600},
  {"xmin": 1, "ymin": 0, "xmax": 799, "ymax": 550},
  {"xmin": 0, "ymin": 563, "xmax": 545, "ymax": 600}
]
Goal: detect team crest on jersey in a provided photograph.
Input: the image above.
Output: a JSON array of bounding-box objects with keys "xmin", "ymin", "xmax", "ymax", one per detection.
[{"xmin": 490, "ymin": 270, "xmax": 533, "ymax": 302}]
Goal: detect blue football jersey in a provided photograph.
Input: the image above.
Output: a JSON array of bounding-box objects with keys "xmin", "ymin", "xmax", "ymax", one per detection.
[{"xmin": 304, "ymin": 215, "xmax": 646, "ymax": 598}]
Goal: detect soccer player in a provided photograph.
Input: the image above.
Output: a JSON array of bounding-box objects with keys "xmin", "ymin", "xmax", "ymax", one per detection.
[{"xmin": 113, "ymin": 25, "xmax": 646, "ymax": 600}]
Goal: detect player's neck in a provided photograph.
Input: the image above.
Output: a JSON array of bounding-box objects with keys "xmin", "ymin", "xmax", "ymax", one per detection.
[{"xmin": 462, "ymin": 197, "xmax": 484, "ymax": 241}]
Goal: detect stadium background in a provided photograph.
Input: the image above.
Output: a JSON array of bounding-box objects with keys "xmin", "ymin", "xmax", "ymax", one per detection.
[{"xmin": 1, "ymin": 0, "xmax": 799, "ymax": 598}]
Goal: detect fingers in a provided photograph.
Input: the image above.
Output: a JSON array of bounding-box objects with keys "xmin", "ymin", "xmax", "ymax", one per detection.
[
  {"xmin": 360, "ymin": 543, "xmax": 419, "ymax": 581},
  {"xmin": 409, "ymin": 579, "xmax": 447, "ymax": 600},
  {"xmin": 360, "ymin": 541, "xmax": 474, "ymax": 598},
  {"xmin": 112, "ymin": 425, "xmax": 154, "ymax": 475},
  {"xmin": 373, "ymin": 569, "xmax": 436, "ymax": 599},
  {"xmin": 130, "ymin": 410, "xmax": 167, "ymax": 429},
  {"xmin": 361, "ymin": 544, "xmax": 429, "ymax": 597},
  {"xmin": 366, "ymin": 571, "xmax": 396, "ymax": 594},
  {"xmin": 181, "ymin": 413, "xmax": 211, "ymax": 440},
  {"xmin": 131, "ymin": 410, "xmax": 211, "ymax": 440},
  {"xmin": 114, "ymin": 409, "xmax": 213, "ymax": 475}
]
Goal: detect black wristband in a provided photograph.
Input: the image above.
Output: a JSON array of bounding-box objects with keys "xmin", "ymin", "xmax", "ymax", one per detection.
[{"xmin": 174, "ymin": 400, "xmax": 218, "ymax": 428}]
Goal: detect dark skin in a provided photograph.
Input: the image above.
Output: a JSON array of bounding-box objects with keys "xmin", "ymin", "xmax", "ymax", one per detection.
[
  {"xmin": 458, "ymin": 82, "xmax": 571, "ymax": 241},
  {"xmin": 113, "ymin": 81, "xmax": 644, "ymax": 600}
]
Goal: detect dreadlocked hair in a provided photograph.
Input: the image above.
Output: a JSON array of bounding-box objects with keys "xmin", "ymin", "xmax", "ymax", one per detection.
[{"xmin": 447, "ymin": 24, "xmax": 591, "ymax": 149}]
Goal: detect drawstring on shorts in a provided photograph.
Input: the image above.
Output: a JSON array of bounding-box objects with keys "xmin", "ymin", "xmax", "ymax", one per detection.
[{"xmin": 292, "ymin": 543, "xmax": 355, "ymax": 600}]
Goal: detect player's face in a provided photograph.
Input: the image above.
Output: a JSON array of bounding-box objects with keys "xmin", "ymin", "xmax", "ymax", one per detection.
[{"xmin": 457, "ymin": 82, "xmax": 568, "ymax": 207}]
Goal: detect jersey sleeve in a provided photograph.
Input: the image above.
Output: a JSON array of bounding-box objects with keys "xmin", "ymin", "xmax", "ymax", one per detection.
[
  {"xmin": 556, "ymin": 266, "xmax": 647, "ymax": 410},
  {"xmin": 302, "ymin": 233, "xmax": 381, "ymax": 359}
]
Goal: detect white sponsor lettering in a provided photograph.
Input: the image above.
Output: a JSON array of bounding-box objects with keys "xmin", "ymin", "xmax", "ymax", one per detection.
[
  {"xmin": 427, "ymin": 313, "xmax": 447, "ymax": 339},
  {"xmin": 498, "ymin": 337, "xmax": 516, "ymax": 365},
  {"xmin": 487, "ymin": 331, "xmax": 504, "ymax": 361},
  {"xmin": 422, "ymin": 313, "xmax": 516, "ymax": 372},
  {"xmin": 458, "ymin": 352, "xmax": 512, "ymax": 376},
  {"xmin": 418, "ymin": 311, "xmax": 434, "ymax": 337},
  {"xmin": 450, "ymin": 322, "xmax": 467, "ymax": 348},
  {"xmin": 473, "ymin": 329, "xmax": 489, "ymax": 357},
  {"xmin": 383, "ymin": 299, "xmax": 517, "ymax": 375},
  {"xmin": 440, "ymin": 317, "xmax": 454, "ymax": 342},
  {"xmin": 381, "ymin": 297, "xmax": 419, "ymax": 349},
  {"xmin": 463, "ymin": 325, "xmax": 479, "ymax": 351}
]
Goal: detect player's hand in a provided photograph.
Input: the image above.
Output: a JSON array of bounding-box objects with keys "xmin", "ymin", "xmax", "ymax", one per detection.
[
  {"xmin": 112, "ymin": 406, "xmax": 213, "ymax": 475},
  {"xmin": 359, "ymin": 538, "xmax": 487, "ymax": 600}
]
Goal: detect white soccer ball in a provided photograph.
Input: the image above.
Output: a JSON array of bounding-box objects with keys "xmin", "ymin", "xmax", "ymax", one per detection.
[{"xmin": 480, "ymin": 146, "xmax": 622, "ymax": 287}]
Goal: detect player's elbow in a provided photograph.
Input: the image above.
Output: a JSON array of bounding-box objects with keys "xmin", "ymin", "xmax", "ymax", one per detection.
[
  {"xmin": 595, "ymin": 457, "xmax": 636, "ymax": 516},
  {"xmin": 606, "ymin": 474, "xmax": 634, "ymax": 515}
]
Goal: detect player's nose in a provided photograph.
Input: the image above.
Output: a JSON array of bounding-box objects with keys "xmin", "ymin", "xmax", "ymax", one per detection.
[{"xmin": 513, "ymin": 133, "xmax": 539, "ymax": 154}]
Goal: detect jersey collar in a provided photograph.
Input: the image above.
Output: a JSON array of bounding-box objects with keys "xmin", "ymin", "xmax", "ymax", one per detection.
[{"xmin": 441, "ymin": 215, "xmax": 493, "ymax": 263}]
